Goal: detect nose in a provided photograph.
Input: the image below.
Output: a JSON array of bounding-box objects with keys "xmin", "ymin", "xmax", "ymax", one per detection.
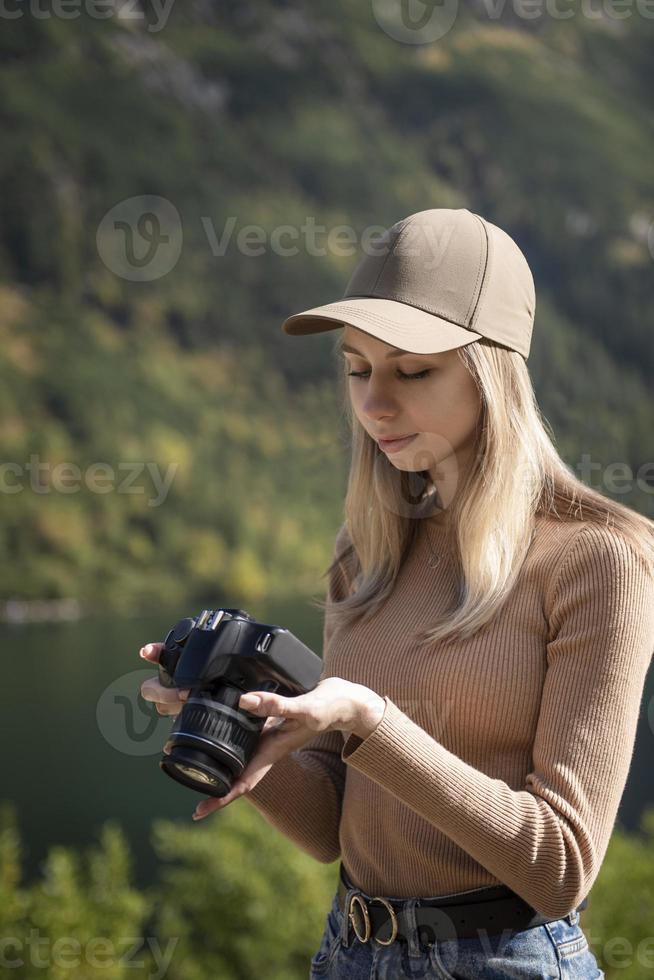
[{"xmin": 360, "ymin": 379, "xmax": 399, "ymax": 423}]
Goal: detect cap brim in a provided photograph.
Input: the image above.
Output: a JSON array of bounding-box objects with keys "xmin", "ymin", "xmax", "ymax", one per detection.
[{"xmin": 281, "ymin": 297, "xmax": 482, "ymax": 354}]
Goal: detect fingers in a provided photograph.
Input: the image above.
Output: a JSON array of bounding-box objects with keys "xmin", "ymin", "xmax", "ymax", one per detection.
[
  {"xmin": 139, "ymin": 643, "xmax": 192, "ymax": 714},
  {"xmin": 230, "ymin": 722, "xmax": 311, "ymax": 791},
  {"xmin": 140, "ymin": 676, "xmax": 190, "ymax": 704},
  {"xmin": 190, "ymin": 721, "xmax": 310, "ymax": 822},
  {"xmin": 262, "ymin": 715, "xmax": 299, "ymax": 734},
  {"xmin": 192, "ymin": 794, "xmax": 233, "ymax": 820},
  {"xmin": 192, "ymin": 767, "xmax": 264, "ymax": 818},
  {"xmin": 239, "ymin": 691, "xmax": 299, "ymax": 717},
  {"xmin": 139, "ymin": 642, "xmax": 164, "ymax": 663},
  {"xmin": 140, "ymin": 670, "xmax": 191, "ymax": 723},
  {"xmin": 154, "ymin": 701, "xmax": 184, "ymax": 716}
]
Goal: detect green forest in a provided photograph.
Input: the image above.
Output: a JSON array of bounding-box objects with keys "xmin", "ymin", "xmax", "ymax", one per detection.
[{"xmin": 1, "ymin": 2, "xmax": 653, "ymax": 613}]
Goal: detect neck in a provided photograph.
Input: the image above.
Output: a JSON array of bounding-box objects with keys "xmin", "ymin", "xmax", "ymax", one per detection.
[{"xmin": 415, "ymin": 487, "xmax": 449, "ymax": 526}]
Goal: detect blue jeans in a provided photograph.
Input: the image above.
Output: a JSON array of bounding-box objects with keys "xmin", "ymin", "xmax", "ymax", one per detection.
[{"xmin": 309, "ymin": 888, "xmax": 605, "ymax": 979}]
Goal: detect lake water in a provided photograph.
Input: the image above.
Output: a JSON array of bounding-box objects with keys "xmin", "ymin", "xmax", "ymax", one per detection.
[
  {"xmin": 4, "ymin": 600, "xmax": 653, "ymax": 889},
  {"xmin": 4, "ymin": 595, "xmax": 323, "ymax": 889}
]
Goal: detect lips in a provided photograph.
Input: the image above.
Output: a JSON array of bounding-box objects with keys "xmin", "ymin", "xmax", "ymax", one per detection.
[{"xmin": 377, "ymin": 433, "xmax": 418, "ymax": 453}]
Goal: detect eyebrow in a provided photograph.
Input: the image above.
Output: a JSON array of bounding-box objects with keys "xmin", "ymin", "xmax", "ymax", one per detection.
[{"xmin": 340, "ymin": 343, "xmax": 412, "ymax": 359}]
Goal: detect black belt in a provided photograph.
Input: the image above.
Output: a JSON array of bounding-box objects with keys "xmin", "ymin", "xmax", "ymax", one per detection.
[{"xmin": 337, "ymin": 863, "xmax": 588, "ymax": 946}]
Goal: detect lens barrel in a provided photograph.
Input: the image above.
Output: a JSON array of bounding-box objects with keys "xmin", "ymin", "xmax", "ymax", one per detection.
[{"xmin": 159, "ymin": 684, "xmax": 265, "ymax": 797}]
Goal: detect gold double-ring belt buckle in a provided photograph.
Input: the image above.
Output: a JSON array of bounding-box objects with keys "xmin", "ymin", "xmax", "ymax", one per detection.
[
  {"xmin": 348, "ymin": 894, "xmax": 399, "ymax": 946},
  {"xmin": 347, "ymin": 894, "xmax": 371, "ymax": 943},
  {"xmin": 370, "ymin": 897, "xmax": 399, "ymax": 946}
]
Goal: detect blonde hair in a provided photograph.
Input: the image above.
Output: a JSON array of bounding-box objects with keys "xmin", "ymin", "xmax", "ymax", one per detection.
[{"xmin": 312, "ymin": 333, "xmax": 654, "ymax": 647}]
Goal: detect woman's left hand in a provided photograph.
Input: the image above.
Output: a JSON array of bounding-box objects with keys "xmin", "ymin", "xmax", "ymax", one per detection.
[{"xmin": 189, "ymin": 677, "xmax": 385, "ymax": 820}]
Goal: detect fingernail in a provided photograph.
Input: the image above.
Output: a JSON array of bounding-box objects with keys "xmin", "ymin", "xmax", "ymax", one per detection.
[{"xmin": 240, "ymin": 694, "xmax": 261, "ymax": 709}]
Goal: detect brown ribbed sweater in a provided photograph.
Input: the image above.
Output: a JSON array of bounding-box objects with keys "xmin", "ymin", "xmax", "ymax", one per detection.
[{"xmin": 247, "ymin": 512, "xmax": 654, "ymax": 918}]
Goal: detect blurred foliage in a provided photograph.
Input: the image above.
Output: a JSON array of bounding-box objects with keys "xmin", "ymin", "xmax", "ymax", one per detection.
[
  {"xmin": 0, "ymin": 800, "xmax": 339, "ymax": 980},
  {"xmin": 1, "ymin": 799, "xmax": 654, "ymax": 979},
  {"xmin": 149, "ymin": 804, "xmax": 338, "ymax": 980},
  {"xmin": 0, "ymin": 801, "xmax": 153, "ymax": 979},
  {"xmin": 581, "ymin": 808, "xmax": 654, "ymax": 979},
  {"xmin": 0, "ymin": 1, "xmax": 652, "ymax": 612},
  {"xmin": 0, "ymin": 286, "xmax": 348, "ymax": 611}
]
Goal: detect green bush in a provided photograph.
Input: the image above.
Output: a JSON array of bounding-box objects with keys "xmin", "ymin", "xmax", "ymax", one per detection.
[
  {"xmin": 2, "ymin": 799, "xmax": 654, "ymax": 979},
  {"xmin": 582, "ymin": 809, "xmax": 654, "ymax": 980}
]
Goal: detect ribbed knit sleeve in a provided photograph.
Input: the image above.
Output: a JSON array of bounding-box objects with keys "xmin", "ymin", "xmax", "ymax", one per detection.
[
  {"xmin": 244, "ymin": 524, "xmax": 352, "ymax": 863},
  {"xmin": 340, "ymin": 523, "xmax": 654, "ymax": 917}
]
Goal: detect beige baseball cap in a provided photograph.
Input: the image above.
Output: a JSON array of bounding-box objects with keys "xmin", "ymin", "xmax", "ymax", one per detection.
[{"xmin": 281, "ymin": 208, "xmax": 536, "ymax": 360}]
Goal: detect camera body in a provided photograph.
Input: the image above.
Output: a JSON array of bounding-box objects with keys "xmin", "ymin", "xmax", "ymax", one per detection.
[{"xmin": 156, "ymin": 607, "xmax": 324, "ymax": 797}]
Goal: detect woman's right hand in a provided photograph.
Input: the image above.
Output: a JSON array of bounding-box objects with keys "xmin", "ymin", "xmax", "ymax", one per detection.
[{"xmin": 139, "ymin": 643, "xmax": 192, "ymax": 736}]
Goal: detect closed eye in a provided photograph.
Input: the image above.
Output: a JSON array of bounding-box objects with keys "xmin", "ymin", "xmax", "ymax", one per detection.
[{"xmin": 347, "ymin": 369, "xmax": 431, "ymax": 382}]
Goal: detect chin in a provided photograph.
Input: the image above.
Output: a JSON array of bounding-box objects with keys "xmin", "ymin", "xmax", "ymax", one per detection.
[{"xmin": 387, "ymin": 459, "xmax": 423, "ymax": 472}]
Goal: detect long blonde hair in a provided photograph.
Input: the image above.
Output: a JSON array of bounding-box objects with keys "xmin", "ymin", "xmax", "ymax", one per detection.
[{"xmin": 312, "ymin": 333, "xmax": 654, "ymax": 647}]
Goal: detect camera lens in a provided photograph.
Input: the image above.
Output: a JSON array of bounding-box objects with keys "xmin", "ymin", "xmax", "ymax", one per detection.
[
  {"xmin": 159, "ymin": 683, "xmax": 265, "ymax": 797},
  {"xmin": 174, "ymin": 763, "xmax": 221, "ymax": 787},
  {"xmin": 160, "ymin": 742, "xmax": 234, "ymax": 796}
]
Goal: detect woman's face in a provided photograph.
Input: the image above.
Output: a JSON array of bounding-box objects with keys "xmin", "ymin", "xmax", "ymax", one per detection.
[{"xmin": 341, "ymin": 325, "xmax": 483, "ymax": 507}]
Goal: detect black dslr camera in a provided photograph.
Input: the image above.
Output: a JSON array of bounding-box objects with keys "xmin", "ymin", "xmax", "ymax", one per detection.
[{"xmin": 156, "ymin": 607, "xmax": 324, "ymax": 797}]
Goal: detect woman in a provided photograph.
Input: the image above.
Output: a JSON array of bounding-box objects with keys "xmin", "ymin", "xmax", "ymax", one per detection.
[{"xmin": 140, "ymin": 208, "xmax": 654, "ymax": 979}]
